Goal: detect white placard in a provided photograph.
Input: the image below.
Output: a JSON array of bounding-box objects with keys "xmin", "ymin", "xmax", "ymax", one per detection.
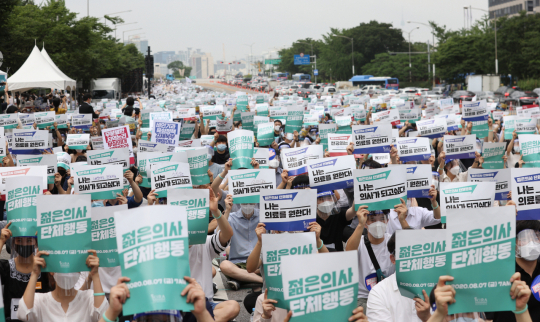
[
  {"xmin": 259, "ymin": 189, "xmax": 317, "ymax": 231},
  {"xmin": 440, "ymin": 182, "xmax": 495, "ymax": 223},
  {"xmin": 511, "ymin": 168, "xmax": 540, "ymax": 220},
  {"xmin": 327, "ymin": 134, "xmax": 353, "ymax": 157},
  {"xmin": 468, "ymin": 168, "xmax": 511, "ymax": 201},
  {"xmin": 443, "ymin": 135, "xmax": 476, "ymax": 159},
  {"xmin": 281, "ymin": 145, "xmax": 324, "ymax": 176},
  {"xmin": 396, "ymin": 137, "xmax": 431, "ymax": 162},
  {"xmin": 150, "ymin": 162, "xmax": 192, "ymax": 197},
  {"xmin": 227, "ymin": 169, "xmax": 276, "ymax": 204},
  {"xmin": 307, "ymin": 155, "xmax": 355, "ymax": 192},
  {"xmin": 12, "ymin": 129, "xmax": 49, "ymax": 154},
  {"xmin": 352, "ymin": 123, "xmax": 392, "ymax": 154}
]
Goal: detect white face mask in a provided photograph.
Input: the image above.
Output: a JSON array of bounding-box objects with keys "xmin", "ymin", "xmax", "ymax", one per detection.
[
  {"xmin": 54, "ymin": 272, "xmax": 80, "ymax": 289},
  {"xmin": 241, "ymin": 204, "xmax": 255, "ymax": 216},
  {"xmin": 76, "ymin": 149, "xmax": 83, "ymax": 153},
  {"xmin": 286, "ymin": 133, "xmax": 294, "ymax": 141},
  {"xmin": 237, "ymin": 126, "xmax": 242, "ymax": 129},
  {"xmin": 317, "ymin": 201, "xmax": 334, "ymax": 214},
  {"xmin": 368, "ymin": 221, "xmax": 387, "ymax": 239},
  {"xmin": 449, "ymin": 166, "xmax": 460, "ymax": 176},
  {"xmin": 269, "ymin": 160, "xmax": 280, "ymax": 168},
  {"xmin": 518, "ymin": 242, "xmax": 540, "ymax": 261},
  {"xmin": 274, "ymin": 126, "xmax": 281, "ymax": 132}
]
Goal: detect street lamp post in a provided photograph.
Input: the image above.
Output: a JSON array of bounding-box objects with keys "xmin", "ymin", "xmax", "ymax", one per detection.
[
  {"xmin": 115, "ymin": 22, "xmax": 137, "ymax": 41},
  {"xmin": 407, "ymin": 21, "xmax": 436, "ymax": 87},
  {"xmin": 243, "ymin": 43, "xmax": 255, "ymax": 76},
  {"xmin": 104, "ymin": 10, "xmax": 131, "ymax": 25},
  {"xmin": 123, "ymin": 28, "xmax": 142, "ymax": 43},
  {"xmin": 405, "ymin": 27, "xmax": 419, "ymax": 82},
  {"xmin": 469, "ymin": 7, "xmax": 498, "ymax": 74},
  {"xmin": 335, "ymin": 35, "xmax": 354, "ymax": 77}
]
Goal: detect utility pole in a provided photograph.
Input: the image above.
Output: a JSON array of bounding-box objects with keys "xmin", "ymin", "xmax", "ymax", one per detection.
[{"xmin": 146, "ymin": 46, "xmax": 153, "ymax": 98}]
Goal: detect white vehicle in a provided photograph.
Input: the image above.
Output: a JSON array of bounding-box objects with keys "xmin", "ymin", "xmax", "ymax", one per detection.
[
  {"xmin": 280, "ymin": 86, "xmax": 290, "ymax": 95},
  {"xmin": 288, "ymin": 85, "xmax": 299, "ymax": 95},
  {"xmin": 91, "ymin": 78, "xmax": 122, "ymax": 101},
  {"xmin": 323, "ymin": 86, "xmax": 336, "ymax": 93},
  {"xmin": 361, "ymin": 85, "xmax": 381, "ymax": 91}
]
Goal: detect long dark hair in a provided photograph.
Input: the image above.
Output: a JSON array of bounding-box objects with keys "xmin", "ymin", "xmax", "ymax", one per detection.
[{"xmin": 52, "ymin": 97, "xmax": 61, "ymax": 113}]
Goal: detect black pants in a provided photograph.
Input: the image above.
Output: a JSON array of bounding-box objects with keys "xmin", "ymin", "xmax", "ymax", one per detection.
[{"xmin": 243, "ymin": 290, "xmax": 262, "ymax": 314}]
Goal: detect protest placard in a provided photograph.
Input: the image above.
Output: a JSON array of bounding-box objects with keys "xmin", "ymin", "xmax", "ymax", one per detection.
[
  {"xmin": 303, "ymin": 114, "xmax": 319, "ymax": 126},
  {"xmin": 150, "ymin": 162, "xmax": 192, "ymax": 197},
  {"xmin": 91, "ymin": 205, "xmax": 126, "ymax": 268},
  {"xmin": 262, "ymin": 232, "xmax": 318, "ymax": 309},
  {"xmin": 256, "ymin": 103, "xmax": 269, "ymax": 117},
  {"xmin": 285, "ymin": 106, "xmax": 304, "ymax": 134},
  {"xmin": 140, "ymin": 109, "xmax": 155, "ymax": 128},
  {"xmin": 18, "ymin": 113, "xmax": 35, "ymax": 126},
  {"xmin": 138, "ymin": 152, "xmax": 187, "ymax": 188},
  {"xmin": 307, "ymin": 156, "xmax": 355, "ymax": 192},
  {"xmin": 396, "ymin": 137, "xmax": 431, "ymax": 162},
  {"xmin": 519, "ymin": 134, "xmax": 540, "ymax": 168},
  {"xmin": 12, "ymin": 129, "xmax": 48, "ymax": 154},
  {"xmin": 149, "ymin": 112, "xmax": 173, "ymax": 129},
  {"xmin": 462, "ymin": 100, "xmax": 489, "ymax": 122},
  {"xmin": 417, "ymin": 118, "xmax": 447, "ymax": 138},
  {"xmin": 335, "ymin": 116, "xmax": 351, "ymax": 134},
  {"xmin": 440, "ymin": 182, "xmax": 495, "ymax": 223},
  {"xmin": 253, "ymin": 148, "xmax": 269, "ymax": 169},
  {"xmin": 114, "ymin": 206, "xmax": 193, "ymax": 315},
  {"xmin": 327, "ymin": 134, "xmax": 352, "ymax": 157},
  {"xmin": 353, "ymin": 167, "xmax": 407, "ymax": 211},
  {"xmin": 0, "ymin": 137, "xmax": 5, "ymax": 163},
  {"xmin": 177, "ymin": 139, "xmax": 201, "ymax": 148},
  {"xmin": 511, "ymin": 167, "xmax": 540, "ymax": 219},
  {"xmin": 503, "ymin": 115, "xmax": 517, "ymax": 140},
  {"xmin": 253, "ymin": 116, "xmax": 269, "ymax": 137},
  {"xmin": 399, "ymin": 108, "xmax": 422, "ymax": 124},
  {"xmin": 87, "ymin": 148, "xmax": 130, "ymax": 188},
  {"xmin": 259, "ymin": 189, "xmax": 317, "ymax": 230},
  {"xmin": 352, "ymin": 124, "xmax": 392, "ymax": 154},
  {"xmin": 396, "ymin": 229, "xmax": 446, "ymax": 299},
  {"xmin": 66, "ymin": 134, "xmax": 90, "ymax": 150},
  {"xmin": 16, "ymin": 154, "xmax": 57, "ymax": 185},
  {"xmin": 183, "ymin": 148, "xmax": 209, "ymax": 186},
  {"xmin": 216, "ymin": 116, "xmax": 233, "ymax": 134},
  {"xmin": 443, "ymin": 135, "xmax": 476, "ymax": 159},
  {"xmin": 168, "ymin": 189, "xmax": 209, "ymax": 245},
  {"xmin": 471, "ymin": 120, "xmax": 489, "ymax": 139},
  {"xmin": 179, "ymin": 123, "xmax": 196, "ymax": 140},
  {"xmin": 37, "ymin": 194, "xmax": 92, "ymax": 272},
  {"xmin": 236, "ymin": 94, "xmax": 248, "ymax": 111},
  {"xmin": 228, "ymin": 169, "xmax": 276, "ymax": 204},
  {"xmin": 72, "ymin": 163, "xmax": 123, "ymax": 200},
  {"xmin": 435, "ymin": 114, "xmax": 459, "ymax": 132},
  {"xmin": 199, "ymin": 135, "xmax": 215, "ymax": 147},
  {"xmin": 269, "ymin": 105, "xmax": 288, "ymax": 119},
  {"xmin": 201, "ymin": 105, "xmax": 223, "ymax": 121},
  {"xmin": 482, "ymin": 142, "xmax": 506, "ymax": 169},
  {"xmin": 137, "ymin": 140, "xmax": 175, "ymax": 153},
  {"xmin": 281, "ymin": 251, "xmax": 358, "ymax": 322},
  {"xmin": 351, "ymin": 107, "xmax": 367, "ymax": 122},
  {"xmin": 281, "ymin": 145, "xmax": 324, "ymax": 176},
  {"xmin": 0, "ymin": 166, "xmax": 47, "ymax": 200},
  {"xmin": 319, "ymin": 123, "xmax": 337, "ymax": 152},
  {"xmin": 176, "ymin": 107, "xmax": 196, "ymax": 120},
  {"xmin": 445, "ymin": 207, "xmax": 515, "ymax": 314},
  {"xmin": 71, "ymin": 114, "xmax": 93, "ymax": 130},
  {"xmin": 372, "ymin": 109, "xmax": 400, "ymax": 125},
  {"xmin": 6, "ymin": 176, "xmax": 41, "ymax": 237},
  {"xmin": 152, "ymin": 120, "xmax": 181, "ymax": 146},
  {"xmin": 228, "ymin": 130, "xmax": 254, "ymax": 169},
  {"xmin": 515, "ymin": 117, "xmax": 537, "ymax": 135},
  {"xmin": 34, "ymin": 111, "xmax": 55, "ymax": 129},
  {"xmin": 241, "ymin": 112, "xmax": 255, "ymax": 132},
  {"xmin": 400, "ymin": 164, "xmax": 432, "ymax": 198},
  {"xmin": 90, "ymin": 136, "xmax": 104, "ymax": 150},
  {"xmin": 0, "ymin": 114, "xmax": 19, "ymax": 129},
  {"xmin": 468, "ymin": 168, "xmax": 511, "ymax": 201},
  {"xmin": 257, "ymin": 123, "xmax": 275, "ymax": 147}
]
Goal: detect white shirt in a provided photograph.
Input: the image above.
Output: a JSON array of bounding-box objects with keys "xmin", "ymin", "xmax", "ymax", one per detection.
[
  {"xmin": 355, "ymin": 234, "xmax": 395, "ymax": 299},
  {"xmin": 386, "ymin": 207, "xmax": 441, "ymax": 236},
  {"xmin": 366, "ymin": 274, "xmax": 423, "ymax": 322},
  {"xmin": 442, "ymin": 170, "xmax": 468, "ymax": 182},
  {"xmin": 189, "ymin": 231, "xmax": 229, "ymax": 299},
  {"xmin": 507, "ymin": 152, "xmax": 520, "ymax": 169},
  {"xmin": 18, "ymin": 290, "xmax": 108, "ymax": 322},
  {"xmin": 75, "ymin": 267, "xmax": 122, "ymax": 293}
]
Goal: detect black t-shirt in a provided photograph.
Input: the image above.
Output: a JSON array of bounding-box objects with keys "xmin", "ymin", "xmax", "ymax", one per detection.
[
  {"xmin": 0, "ymin": 259, "xmax": 51, "ymax": 321},
  {"xmin": 212, "ymin": 150, "xmax": 230, "ymax": 165},
  {"xmin": 316, "ymin": 208, "xmax": 351, "ymax": 252},
  {"xmin": 486, "ymin": 259, "xmax": 540, "ymax": 322}
]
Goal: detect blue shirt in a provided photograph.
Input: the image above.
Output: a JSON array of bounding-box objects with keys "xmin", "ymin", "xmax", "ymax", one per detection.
[
  {"xmin": 106, "ymin": 195, "xmax": 142, "ymax": 209},
  {"xmin": 227, "ymin": 209, "xmax": 260, "ymax": 263}
]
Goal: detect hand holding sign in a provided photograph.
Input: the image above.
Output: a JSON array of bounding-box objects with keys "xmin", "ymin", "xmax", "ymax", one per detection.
[
  {"xmin": 86, "ymin": 249, "xmax": 100, "ymax": 277},
  {"xmin": 33, "ymin": 250, "xmax": 49, "ymax": 275},
  {"xmin": 356, "ymin": 205, "xmax": 369, "ymax": 227},
  {"xmin": 181, "ymin": 276, "xmax": 207, "ymax": 315},
  {"xmin": 510, "ymin": 272, "xmax": 531, "ymax": 311},
  {"xmin": 433, "ymin": 276, "xmax": 456, "ymax": 316},
  {"xmin": 0, "ymin": 222, "xmax": 12, "ymax": 243},
  {"xmin": 262, "ymin": 288, "xmax": 278, "ymax": 319},
  {"xmin": 414, "ymin": 290, "xmax": 431, "ymax": 322},
  {"xmin": 255, "ymin": 223, "xmax": 266, "ymax": 243},
  {"xmin": 429, "ymin": 185, "xmax": 438, "ymax": 202},
  {"xmin": 209, "ymin": 188, "xmax": 219, "ymax": 214},
  {"xmin": 394, "ymin": 198, "xmax": 408, "ymax": 222}
]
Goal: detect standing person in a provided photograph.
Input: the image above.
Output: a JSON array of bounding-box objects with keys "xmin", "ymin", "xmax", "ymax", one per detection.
[
  {"xmin": 0, "ymin": 223, "xmax": 52, "ymax": 322},
  {"xmin": 79, "ymin": 93, "xmax": 100, "ymax": 119},
  {"xmin": 346, "ymin": 206, "xmax": 396, "ymax": 314},
  {"xmin": 268, "ymin": 92, "xmax": 278, "ymax": 106},
  {"xmin": 51, "ymin": 97, "xmax": 68, "ymax": 114}
]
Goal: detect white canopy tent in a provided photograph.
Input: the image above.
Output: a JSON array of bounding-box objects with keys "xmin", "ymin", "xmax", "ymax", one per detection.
[
  {"xmin": 41, "ymin": 47, "xmax": 76, "ymax": 91},
  {"xmin": 7, "ymin": 45, "xmax": 76, "ymax": 92}
]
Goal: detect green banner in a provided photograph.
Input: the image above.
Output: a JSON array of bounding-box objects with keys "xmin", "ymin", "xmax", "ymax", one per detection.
[
  {"xmin": 256, "ymin": 104, "xmax": 269, "ymax": 117},
  {"xmin": 265, "ymin": 58, "xmax": 281, "ymax": 64},
  {"xmin": 6, "ymin": 176, "xmax": 41, "ymax": 237},
  {"xmin": 471, "ymin": 120, "xmax": 489, "ymax": 139},
  {"xmin": 285, "ymin": 106, "xmax": 304, "ymax": 134},
  {"xmin": 353, "ymin": 168, "xmax": 407, "ymax": 211},
  {"xmin": 168, "ymin": 189, "xmax": 210, "ymax": 245},
  {"xmin": 257, "ymin": 123, "xmax": 275, "ymax": 147},
  {"xmin": 319, "ymin": 124, "xmax": 337, "ymax": 152},
  {"xmin": 228, "ymin": 130, "xmax": 254, "ymax": 169},
  {"xmin": 237, "ymin": 95, "xmax": 249, "ymax": 112},
  {"xmin": 37, "ymin": 194, "xmax": 92, "ymax": 273},
  {"xmin": 186, "ymin": 148, "xmax": 210, "ymax": 185},
  {"xmin": 35, "ymin": 111, "xmax": 56, "ymax": 129},
  {"xmin": 115, "ymin": 206, "xmax": 193, "ymax": 316},
  {"xmin": 256, "ymin": 95, "xmax": 264, "ymax": 104},
  {"xmin": 503, "ymin": 115, "xmax": 516, "ymax": 140},
  {"xmin": 520, "ymin": 134, "xmax": 540, "ymax": 168},
  {"xmin": 241, "ymin": 112, "xmax": 255, "ymax": 132},
  {"xmin": 335, "ymin": 116, "xmax": 352, "ymax": 134},
  {"xmin": 482, "ymin": 142, "xmax": 506, "ymax": 169},
  {"xmin": 253, "ymin": 116, "xmax": 270, "ymax": 137},
  {"xmin": 179, "ymin": 123, "xmax": 196, "ymax": 140},
  {"xmin": 91, "ymin": 205, "xmax": 125, "ymax": 267}
]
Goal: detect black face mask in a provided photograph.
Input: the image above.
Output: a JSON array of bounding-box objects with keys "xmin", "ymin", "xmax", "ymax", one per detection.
[
  {"xmin": 15, "ymin": 244, "xmax": 35, "ymax": 258},
  {"xmin": 58, "ymin": 167, "xmax": 67, "ymax": 177}
]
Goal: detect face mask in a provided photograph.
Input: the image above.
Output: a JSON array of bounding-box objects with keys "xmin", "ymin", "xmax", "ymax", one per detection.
[
  {"xmin": 449, "ymin": 166, "xmax": 460, "ymax": 176},
  {"xmin": 15, "ymin": 244, "xmax": 35, "ymax": 258},
  {"xmin": 100, "ymin": 125, "xmax": 104, "ymax": 129},
  {"xmin": 217, "ymin": 144, "xmax": 227, "ymax": 152},
  {"xmin": 269, "ymin": 159, "xmax": 280, "ymax": 167},
  {"xmin": 237, "ymin": 126, "xmax": 242, "ymax": 129},
  {"xmin": 368, "ymin": 221, "xmax": 387, "ymax": 239},
  {"xmin": 518, "ymin": 242, "xmax": 540, "ymax": 261},
  {"xmin": 76, "ymin": 149, "xmax": 83, "ymax": 153},
  {"xmin": 54, "ymin": 272, "xmax": 80, "ymax": 289},
  {"xmin": 453, "ymin": 318, "xmax": 476, "ymax": 322},
  {"xmin": 274, "ymin": 126, "xmax": 281, "ymax": 132},
  {"xmin": 310, "ymin": 135, "xmax": 317, "ymax": 140},
  {"xmin": 92, "ymin": 201, "xmax": 104, "ymax": 207},
  {"xmin": 286, "ymin": 133, "xmax": 294, "ymax": 140},
  {"xmin": 241, "ymin": 204, "xmax": 255, "ymax": 215},
  {"xmin": 317, "ymin": 201, "xmax": 334, "ymax": 214}
]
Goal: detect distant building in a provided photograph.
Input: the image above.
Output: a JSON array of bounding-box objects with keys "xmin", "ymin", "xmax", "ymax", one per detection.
[
  {"xmin": 154, "ymin": 63, "xmax": 169, "ymax": 77},
  {"xmin": 190, "ymin": 52, "xmax": 214, "ymax": 78},
  {"xmin": 125, "ymin": 36, "xmax": 148, "ymax": 54},
  {"xmin": 154, "ymin": 51, "xmax": 176, "ymax": 64},
  {"xmin": 489, "ymin": 0, "xmax": 540, "ymax": 18}
]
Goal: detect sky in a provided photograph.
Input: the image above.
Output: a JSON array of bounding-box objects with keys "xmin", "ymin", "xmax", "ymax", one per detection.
[{"xmin": 65, "ymin": 0, "xmax": 489, "ymax": 61}]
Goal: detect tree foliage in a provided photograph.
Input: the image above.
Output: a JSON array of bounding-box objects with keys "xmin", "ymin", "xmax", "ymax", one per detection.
[{"xmin": 0, "ymin": 0, "xmax": 144, "ymax": 90}]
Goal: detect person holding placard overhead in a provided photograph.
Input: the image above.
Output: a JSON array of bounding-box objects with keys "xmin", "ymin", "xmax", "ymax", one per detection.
[
  {"xmin": 316, "ymin": 190, "xmax": 357, "ymax": 252},
  {"xmin": 439, "ymin": 151, "xmax": 483, "ymax": 183},
  {"xmin": 17, "ymin": 250, "xmax": 108, "ymax": 322},
  {"xmin": 346, "ymin": 206, "xmax": 396, "ymax": 315}
]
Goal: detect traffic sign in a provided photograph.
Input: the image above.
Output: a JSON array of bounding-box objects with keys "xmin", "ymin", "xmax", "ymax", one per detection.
[
  {"xmin": 294, "ymin": 54, "xmax": 310, "ymax": 65},
  {"xmin": 314, "ymin": 69, "xmax": 319, "ymax": 76},
  {"xmin": 265, "ymin": 59, "xmax": 282, "ymax": 65}
]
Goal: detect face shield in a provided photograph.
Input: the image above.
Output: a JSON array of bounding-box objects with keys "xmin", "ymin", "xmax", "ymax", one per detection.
[
  {"xmin": 316, "ymin": 191, "xmax": 339, "ymax": 215},
  {"xmin": 366, "ymin": 211, "xmax": 389, "ymax": 239},
  {"xmin": 53, "ymin": 272, "xmax": 80, "ymax": 296},
  {"xmin": 445, "ymin": 312, "xmax": 487, "ymax": 322},
  {"xmin": 134, "ymin": 310, "xmax": 182, "ymax": 322},
  {"xmin": 11, "ymin": 237, "xmax": 37, "ymax": 264},
  {"xmin": 516, "ymin": 229, "xmax": 540, "ymax": 261},
  {"xmin": 432, "ymin": 171, "xmax": 440, "ymax": 190},
  {"xmin": 444, "ymin": 159, "xmax": 467, "ymax": 176}
]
